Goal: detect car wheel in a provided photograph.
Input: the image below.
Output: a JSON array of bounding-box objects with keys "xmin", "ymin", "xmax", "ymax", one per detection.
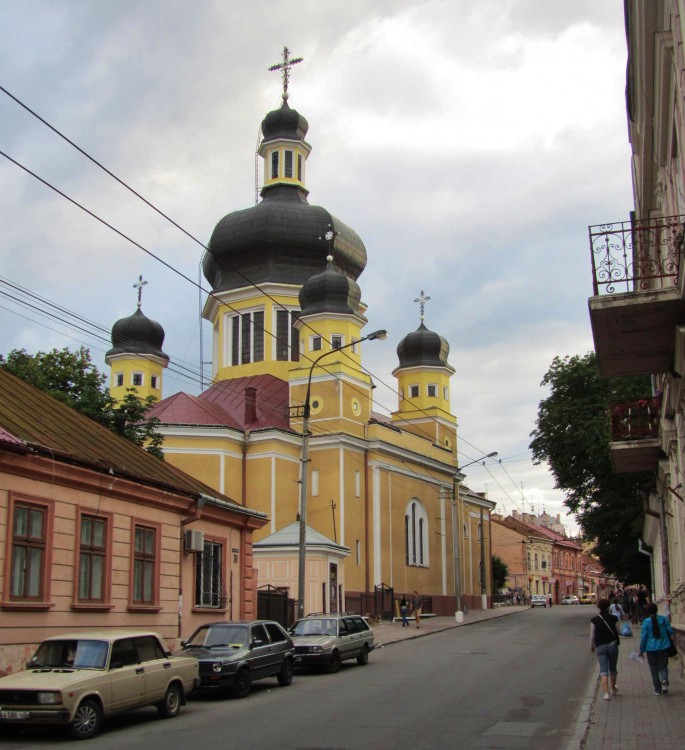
[
  {"xmin": 356, "ymin": 644, "xmax": 369, "ymax": 666},
  {"xmin": 325, "ymin": 650, "xmax": 342, "ymax": 674},
  {"xmin": 277, "ymin": 658, "xmax": 293, "ymax": 686},
  {"xmin": 231, "ymin": 669, "xmax": 251, "ymax": 698},
  {"xmin": 67, "ymin": 698, "xmax": 103, "ymax": 740},
  {"xmin": 157, "ymin": 683, "xmax": 182, "ymax": 718}
]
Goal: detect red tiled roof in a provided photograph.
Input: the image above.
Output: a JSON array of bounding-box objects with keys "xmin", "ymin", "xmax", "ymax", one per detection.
[
  {"xmin": 0, "ymin": 368, "xmax": 247, "ymax": 506},
  {"xmin": 149, "ymin": 374, "xmax": 292, "ymax": 432}
]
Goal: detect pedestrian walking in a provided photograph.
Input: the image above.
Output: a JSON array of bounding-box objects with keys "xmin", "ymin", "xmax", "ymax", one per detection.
[
  {"xmin": 609, "ymin": 598, "xmax": 625, "ymax": 620},
  {"xmin": 399, "ymin": 594, "xmax": 409, "ymax": 627},
  {"xmin": 590, "ymin": 598, "xmax": 620, "ymax": 701},
  {"xmin": 639, "ymin": 602, "xmax": 674, "ymax": 696},
  {"xmin": 412, "ymin": 591, "xmax": 423, "ymax": 628}
]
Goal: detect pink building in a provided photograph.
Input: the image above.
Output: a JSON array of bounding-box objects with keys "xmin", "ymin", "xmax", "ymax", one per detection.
[{"xmin": 0, "ymin": 369, "xmax": 267, "ymax": 675}]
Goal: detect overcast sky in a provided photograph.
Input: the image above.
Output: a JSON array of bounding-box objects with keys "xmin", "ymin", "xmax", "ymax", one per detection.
[{"xmin": 0, "ymin": 1, "xmax": 633, "ymax": 533}]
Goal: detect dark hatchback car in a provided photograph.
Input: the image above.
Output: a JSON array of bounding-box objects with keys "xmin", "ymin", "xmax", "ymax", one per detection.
[{"xmin": 179, "ymin": 621, "xmax": 294, "ymax": 698}]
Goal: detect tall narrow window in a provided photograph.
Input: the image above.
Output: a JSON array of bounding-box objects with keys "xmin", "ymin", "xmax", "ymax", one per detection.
[
  {"xmin": 115, "ymin": 372, "xmax": 124, "ymax": 387},
  {"xmin": 271, "ymin": 151, "xmax": 279, "ymax": 179},
  {"xmin": 297, "ymin": 154, "xmax": 302, "ymax": 180},
  {"xmin": 284, "ymin": 150, "xmax": 293, "ymax": 178},
  {"xmin": 404, "ymin": 499, "xmax": 429, "ymax": 567},
  {"xmin": 10, "ymin": 501, "xmax": 48, "ymax": 600},
  {"xmin": 78, "ymin": 515, "xmax": 107, "ymax": 602},
  {"xmin": 409, "ymin": 384, "xmax": 420, "ymax": 398},
  {"xmin": 427, "ymin": 384, "xmax": 438, "ymax": 397},
  {"xmin": 231, "ymin": 316, "xmax": 240, "ymax": 366},
  {"xmin": 276, "ymin": 310, "xmax": 300, "ymax": 362},
  {"xmin": 133, "ymin": 525, "xmax": 156, "ymax": 605},
  {"xmin": 311, "ymin": 335, "xmax": 322, "ymax": 351},
  {"xmin": 195, "ymin": 541, "xmax": 224, "ymax": 608},
  {"xmin": 331, "ymin": 335, "xmax": 343, "ymax": 350}
]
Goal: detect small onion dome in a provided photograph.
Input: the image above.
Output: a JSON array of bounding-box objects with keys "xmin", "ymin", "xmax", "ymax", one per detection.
[
  {"xmin": 396, "ymin": 323, "xmax": 454, "ymax": 371},
  {"xmin": 261, "ymin": 99, "xmax": 309, "ymax": 143},
  {"xmin": 106, "ymin": 308, "xmax": 169, "ymax": 362},
  {"xmin": 299, "ymin": 255, "xmax": 367, "ymax": 320}
]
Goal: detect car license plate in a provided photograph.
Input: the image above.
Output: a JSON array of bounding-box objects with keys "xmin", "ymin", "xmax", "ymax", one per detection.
[
  {"xmin": 0, "ymin": 710, "xmax": 30, "ymax": 720},
  {"xmin": 294, "ymin": 656, "xmax": 302, "ymax": 662}
]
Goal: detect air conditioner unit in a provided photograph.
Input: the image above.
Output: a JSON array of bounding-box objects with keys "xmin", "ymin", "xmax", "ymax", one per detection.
[{"xmin": 184, "ymin": 529, "xmax": 205, "ymax": 553}]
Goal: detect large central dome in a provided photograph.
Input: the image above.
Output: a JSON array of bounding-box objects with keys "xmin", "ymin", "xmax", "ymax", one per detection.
[{"xmin": 202, "ymin": 100, "xmax": 367, "ymax": 293}]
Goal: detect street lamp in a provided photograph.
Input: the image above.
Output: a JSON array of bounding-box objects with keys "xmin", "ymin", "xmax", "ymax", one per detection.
[
  {"xmin": 452, "ymin": 451, "xmax": 497, "ymax": 618},
  {"xmin": 296, "ymin": 328, "xmax": 388, "ymax": 620}
]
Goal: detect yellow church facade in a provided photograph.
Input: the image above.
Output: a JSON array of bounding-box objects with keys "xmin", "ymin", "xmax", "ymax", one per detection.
[{"xmin": 110, "ymin": 63, "xmax": 495, "ymax": 618}]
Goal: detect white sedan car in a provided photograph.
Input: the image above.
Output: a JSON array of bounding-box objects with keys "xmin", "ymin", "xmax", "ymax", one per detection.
[{"xmin": 562, "ymin": 595, "xmax": 580, "ymax": 605}]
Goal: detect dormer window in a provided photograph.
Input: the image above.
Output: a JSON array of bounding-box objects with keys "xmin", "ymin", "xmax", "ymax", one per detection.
[
  {"xmin": 271, "ymin": 151, "xmax": 279, "ymax": 179},
  {"xmin": 332, "ymin": 335, "xmax": 343, "ymax": 350},
  {"xmin": 311, "ymin": 335, "xmax": 322, "ymax": 351},
  {"xmin": 284, "ymin": 150, "xmax": 293, "ymax": 178}
]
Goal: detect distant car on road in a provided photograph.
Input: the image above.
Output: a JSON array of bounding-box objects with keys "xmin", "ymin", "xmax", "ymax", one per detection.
[
  {"xmin": 562, "ymin": 595, "xmax": 580, "ymax": 605},
  {"xmin": 179, "ymin": 620, "xmax": 294, "ymax": 698},
  {"xmin": 530, "ymin": 594, "xmax": 547, "ymax": 607},
  {"xmin": 0, "ymin": 630, "xmax": 199, "ymax": 740},
  {"xmin": 579, "ymin": 594, "xmax": 597, "ymax": 605},
  {"xmin": 288, "ymin": 613, "xmax": 374, "ymax": 672}
]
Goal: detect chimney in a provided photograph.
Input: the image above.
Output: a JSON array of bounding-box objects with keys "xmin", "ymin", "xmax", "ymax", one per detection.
[{"xmin": 244, "ymin": 387, "xmax": 257, "ymax": 425}]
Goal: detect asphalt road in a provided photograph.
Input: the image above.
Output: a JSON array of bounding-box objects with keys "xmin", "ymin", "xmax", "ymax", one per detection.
[{"xmin": 4, "ymin": 606, "xmax": 595, "ymax": 749}]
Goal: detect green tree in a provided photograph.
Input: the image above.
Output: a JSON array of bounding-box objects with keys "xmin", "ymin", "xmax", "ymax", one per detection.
[
  {"xmin": 1, "ymin": 347, "xmax": 164, "ymax": 459},
  {"xmin": 529, "ymin": 352, "xmax": 650, "ymax": 584},
  {"xmin": 491, "ymin": 554, "xmax": 508, "ymax": 590}
]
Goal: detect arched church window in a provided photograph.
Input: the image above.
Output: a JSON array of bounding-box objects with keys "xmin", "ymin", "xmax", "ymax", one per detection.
[{"xmin": 404, "ymin": 500, "xmax": 429, "ymax": 567}]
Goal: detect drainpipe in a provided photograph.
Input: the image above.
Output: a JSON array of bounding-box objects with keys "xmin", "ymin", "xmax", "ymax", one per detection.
[
  {"xmin": 364, "ymin": 449, "xmax": 370, "ymax": 596},
  {"xmin": 658, "ymin": 494, "xmax": 671, "ymax": 597}
]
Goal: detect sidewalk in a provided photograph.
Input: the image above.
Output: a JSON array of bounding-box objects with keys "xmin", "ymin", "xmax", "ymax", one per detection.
[{"xmin": 372, "ymin": 606, "xmax": 685, "ymax": 750}]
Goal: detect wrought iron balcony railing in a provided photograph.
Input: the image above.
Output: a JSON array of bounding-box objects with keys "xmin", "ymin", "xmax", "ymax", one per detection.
[
  {"xmin": 610, "ymin": 396, "xmax": 661, "ymax": 442},
  {"xmin": 590, "ymin": 215, "xmax": 685, "ymax": 295}
]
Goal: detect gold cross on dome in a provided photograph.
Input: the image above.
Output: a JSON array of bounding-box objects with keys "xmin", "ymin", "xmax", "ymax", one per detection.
[
  {"xmin": 414, "ymin": 290, "xmax": 431, "ymax": 321},
  {"xmin": 133, "ymin": 275, "xmax": 148, "ymax": 308},
  {"xmin": 268, "ymin": 46, "xmax": 303, "ymax": 99}
]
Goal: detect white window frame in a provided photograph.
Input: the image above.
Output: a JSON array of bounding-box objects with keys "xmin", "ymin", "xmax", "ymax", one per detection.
[
  {"xmin": 404, "ymin": 499, "xmax": 429, "ymax": 567},
  {"xmin": 310, "ymin": 335, "xmax": 322, "ymax": 352},
  {"xmin": 331, "ymin": 334, "xmax": 344, "ymax": 350},
  {"xmin": 225, "ymin": 307, "xmax": 265, "ymax": 366},
  {"xmin": 115, "ymin": 372, "xmax": 124, "ymax": 388},
  {"xmin": 409, "ymin": 384, "xmax": 420, "ymax": 398},
  {"xmin": 150, "ymin": 375, "xmax": 159, "ymax": 390},
  {"xmin": 427, "ymin": 383, "xmax": 438, "ymax": 398},
  {"xmin": 132, "ymin": 372, "xmax": 144, "ymax": 387}
]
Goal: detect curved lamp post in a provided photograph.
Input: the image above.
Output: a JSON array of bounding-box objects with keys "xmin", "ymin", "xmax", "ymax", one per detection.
[
  {"xmin": 452, "ymin": 451, "xmax": 498, "ymax": 616},
  {"xmin": 296, "ymin": 329, "xmax": 388, "ymax": 620}
]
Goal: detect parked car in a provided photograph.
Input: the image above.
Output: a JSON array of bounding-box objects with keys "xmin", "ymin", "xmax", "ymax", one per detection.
[
  {"xmin": 580, "ymin": 593, "xmax": 597, "ymax": 605},
  {"xmin": 179, "ymin": 620, "xmax": 294, "ymax": 698},
  {"xmin": 562, "ymin": 595, "xmax": 580, "ymax": 605},
  {"xmin": 0, "ymin": 630, "xmax": 199, "ymax": 740},
  {"xmin": 288, "ymin": 613, "xmax": 374, "ymax": 672},
  {"xmin": 530, "ymin": 594, "xmax": 547, "ymax": 608}
]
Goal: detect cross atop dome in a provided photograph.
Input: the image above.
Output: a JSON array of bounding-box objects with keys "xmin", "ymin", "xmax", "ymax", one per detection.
[
  {"xmin": 133, "ymin": 275, "xmax": 147, "ymax": 309},
  {"xmin": 414, "ymin": 290, "xmax": 431, "ymax": 321},
  {"xmin": 268, "ymin": 46, "xmax": 303, "ymax": 100}
]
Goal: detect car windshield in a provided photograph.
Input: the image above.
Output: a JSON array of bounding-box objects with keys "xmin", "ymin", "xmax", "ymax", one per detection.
[
  {"xmin": 185, "ymin": 625, "xmax": 249, "ymax": 649},
  {"xmin": 31, "ymin": 639, "xmax": 109, "ymax": 670},
  {"xmin": 290, "ymin": 618, "xmax": 338, "ymax": 637}
]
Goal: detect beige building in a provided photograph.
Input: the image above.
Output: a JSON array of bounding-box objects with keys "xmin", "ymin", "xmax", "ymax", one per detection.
[{"xmin": 587, "ymin": 0, "xmax": 684, "ymax": 670}]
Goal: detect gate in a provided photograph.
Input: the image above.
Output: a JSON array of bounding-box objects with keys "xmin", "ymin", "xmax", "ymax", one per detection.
[{"xmin": 257, "ymin": 585, "xmax": 295, "ymax": 628}]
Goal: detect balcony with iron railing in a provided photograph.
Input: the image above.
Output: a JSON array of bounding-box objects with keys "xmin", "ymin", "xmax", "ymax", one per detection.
[
  {"xmin": 608, "ymin": 395, "xmax": 661, "ymax": 473},
  {"xmin": 588, "ymin": 215, "xmax": 685, "ymax": 379}
]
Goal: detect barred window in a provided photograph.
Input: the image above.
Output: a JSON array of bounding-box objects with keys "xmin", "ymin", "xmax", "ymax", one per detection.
[{"xmin": 195, "ymin": 541, "xmax": 225, "ymax": 608}]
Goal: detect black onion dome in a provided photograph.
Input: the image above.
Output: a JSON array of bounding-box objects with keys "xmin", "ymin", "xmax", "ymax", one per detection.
[
  {"xmin": 396, "ymin": 323, "xmax": 454, "ymax": 371},
  {"xmin": 261, "ymin": 99, "xmax": 309, "ymax": 142},
  {"xmin": 203, "ymin": 186, "xmax": 367, "ymax": 292},
  {"xmin": 106, "ymin": 308, "xmax": 169, "ymax": 362},
  {"xmin": 299, "ymin": 256, "xmax": 367, "ymax": 320}
]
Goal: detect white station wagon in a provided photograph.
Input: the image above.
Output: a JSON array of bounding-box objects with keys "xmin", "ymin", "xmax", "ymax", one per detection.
[{"xmin": 0, "ymin": 630, "xmax": 199, "ymax": 739}]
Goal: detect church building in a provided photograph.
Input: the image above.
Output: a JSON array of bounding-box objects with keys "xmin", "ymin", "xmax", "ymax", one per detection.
[{"xmin": 107, "ymin": 50, "xmax": 495, "ymax": 618}]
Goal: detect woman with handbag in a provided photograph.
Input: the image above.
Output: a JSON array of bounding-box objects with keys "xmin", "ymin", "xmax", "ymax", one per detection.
[
  {"xmin": 639, "ymin": 602, "xmax": 674, "ymax": 695},
  {"xmin": 590, "ymin": 598, "xmax": 620, "ymax": 701}
]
